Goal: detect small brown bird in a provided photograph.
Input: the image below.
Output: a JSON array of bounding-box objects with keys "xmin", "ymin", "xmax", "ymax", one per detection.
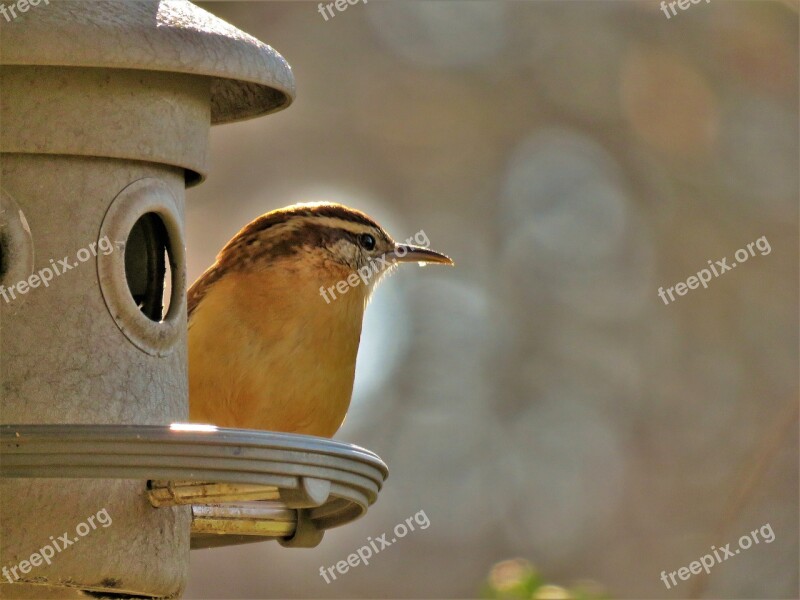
[{"xmin": 188, "ymin": 202, "xmax": 453, "ymax": 437}]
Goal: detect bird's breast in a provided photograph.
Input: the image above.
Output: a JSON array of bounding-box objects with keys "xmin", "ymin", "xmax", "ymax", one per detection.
[{"xmin": 188, "ymin": 265, "xmax": 368, "ymax": 437}]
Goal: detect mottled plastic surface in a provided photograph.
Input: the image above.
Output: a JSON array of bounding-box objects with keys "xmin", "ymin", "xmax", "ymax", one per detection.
[
  {"xmin": 0, "ymin": 1, "xmax": 294, "ymax": 597},
  {"xmin": 0, "ymin": 0, "xmax": 295, "ymax": 124}
]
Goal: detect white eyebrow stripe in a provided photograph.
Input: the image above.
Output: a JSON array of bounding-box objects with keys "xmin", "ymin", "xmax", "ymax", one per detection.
[{"xmin": 292, "ymin": 216, "xmax": 379, "ymax": 236}]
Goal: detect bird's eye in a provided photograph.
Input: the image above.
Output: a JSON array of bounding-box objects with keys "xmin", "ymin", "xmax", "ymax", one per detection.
[{"xmin": 359, "ymin": 233, "xmax": 376, "ymax": 251}]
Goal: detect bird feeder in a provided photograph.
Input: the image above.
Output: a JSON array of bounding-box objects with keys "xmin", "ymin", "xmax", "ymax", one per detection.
[{"xmin": 0, "ymin": 2, "xmax": 387, "ymax": 598}]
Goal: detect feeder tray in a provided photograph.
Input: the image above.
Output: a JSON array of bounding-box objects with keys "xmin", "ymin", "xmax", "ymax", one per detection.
[{"xmin": 0, "ymin": 424, "xmax": 388, "ymax": 549}]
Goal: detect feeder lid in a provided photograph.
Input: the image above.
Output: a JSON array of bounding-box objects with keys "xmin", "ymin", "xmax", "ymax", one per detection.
[{"xmin": 0, "ymin": 0, "xmax": 294, "ymax": 123}]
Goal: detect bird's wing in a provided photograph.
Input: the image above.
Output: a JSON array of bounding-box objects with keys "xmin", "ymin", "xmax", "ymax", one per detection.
[{"xmin": 187, "ymin": 263, "xmax": 224, "ymax": 321}]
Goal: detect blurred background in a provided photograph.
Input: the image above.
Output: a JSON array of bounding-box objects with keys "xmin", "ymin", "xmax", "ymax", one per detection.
[{"xmin": 185, "ymin": 1, "xmax": 798, "ymax": 598}]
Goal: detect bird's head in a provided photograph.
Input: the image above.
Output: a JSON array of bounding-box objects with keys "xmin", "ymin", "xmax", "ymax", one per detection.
[{"xmin": 191, "ymin": 202, "xmax": 452, "ymax": 313}]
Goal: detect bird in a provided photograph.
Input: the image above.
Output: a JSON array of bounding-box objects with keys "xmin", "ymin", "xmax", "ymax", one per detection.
[{"xmin": 187, "ymin": 202, "xmax": 453, "ymax": 437}]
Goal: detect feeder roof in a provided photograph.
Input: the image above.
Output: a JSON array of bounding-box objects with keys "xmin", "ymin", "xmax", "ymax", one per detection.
[{"xmin": 0, "ymin": 0, "xmax": 295, "ymax": 124}]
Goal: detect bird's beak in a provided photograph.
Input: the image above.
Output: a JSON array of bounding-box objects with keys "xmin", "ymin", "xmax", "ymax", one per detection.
[{"xmin": 388, "ymin": 243, "xmax": 454, "ymax": 266}]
